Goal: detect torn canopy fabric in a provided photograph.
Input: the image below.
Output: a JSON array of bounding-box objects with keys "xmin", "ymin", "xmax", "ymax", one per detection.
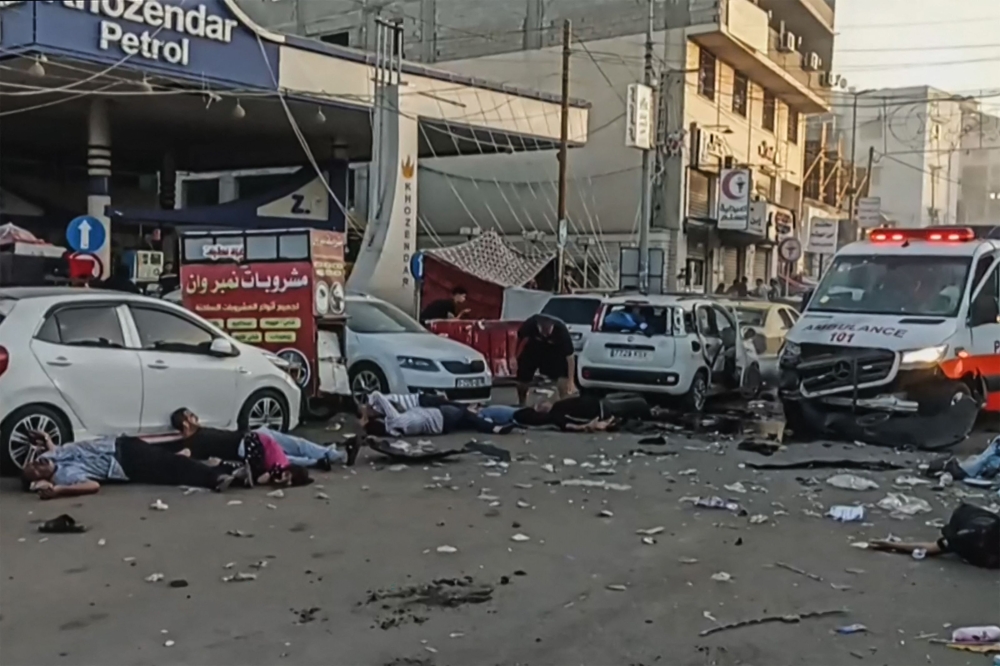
[{"xmin": 424, "ymin": 230, "xmax": 553, "ymax": 289}]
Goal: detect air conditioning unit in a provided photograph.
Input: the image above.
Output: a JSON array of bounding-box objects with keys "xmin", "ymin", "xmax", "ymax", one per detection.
[
  {"xmin": 818, "ymin": 72, "xmax": 840, "ymax": 88},
  {"xmin": 778, "ymin": 31, "xmax": 797, "ymax": 52},
  {"xmin": 803, "ymin": 52, "xmax": 822, "ymax": 71}
]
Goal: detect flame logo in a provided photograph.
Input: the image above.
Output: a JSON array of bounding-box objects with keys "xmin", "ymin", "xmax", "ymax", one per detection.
[{"xmin": 401, "ymin": 157, "xmax": 415, "ymax": 179}]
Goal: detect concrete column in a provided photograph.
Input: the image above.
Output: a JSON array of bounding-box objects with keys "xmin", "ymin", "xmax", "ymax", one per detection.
[
  {"xmin": 87, "ymin": 98, "xmax": 112, "ymax": 279},
  {"xmin": 159, "ymin": 152, "xmax": 176, "ymax": 210},
  {"xmin": 219, "ymin": 175, "xmax": 238, "ymax": 203}
]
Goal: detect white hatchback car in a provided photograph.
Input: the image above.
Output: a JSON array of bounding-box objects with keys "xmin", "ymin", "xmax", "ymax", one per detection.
[
  {"xmin": 345, "ymin": 294, "xmax": 492, "ymax": 403},
  {"xmin": 0, "ymin": 287, "xmax": 301, "ymax": 472},
  {"xmin": 578, "ymin": 295, "xmax": 761, "ymax": 411}
]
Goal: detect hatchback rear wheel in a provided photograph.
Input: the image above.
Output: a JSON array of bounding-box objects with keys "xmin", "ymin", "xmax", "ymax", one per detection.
[{"xmin": 1, "ymin": 405, "xmax": 71, "ymax": 474}]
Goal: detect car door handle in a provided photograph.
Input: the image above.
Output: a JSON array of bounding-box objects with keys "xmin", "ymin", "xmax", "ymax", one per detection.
[
  {"xmin": 237, "ymin": 366, "xmax": 250, "ymax": 375},
  {"xmin": 47, "ymin": 358, "xmax": 72, "ymax": 367},
  {"xmin": 147, "ymin": 361, "xmax": 169, "ymax": 370}
]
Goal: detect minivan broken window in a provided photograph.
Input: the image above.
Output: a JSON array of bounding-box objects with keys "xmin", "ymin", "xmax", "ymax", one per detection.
[{"xmin": 599, "ymin": 304, "xmax": 672, "ymax": 336}]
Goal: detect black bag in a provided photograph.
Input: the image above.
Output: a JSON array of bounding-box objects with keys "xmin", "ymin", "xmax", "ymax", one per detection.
[{"xmin": 940, "ymin": 503, "xmax": 1000, "ymax": 569}]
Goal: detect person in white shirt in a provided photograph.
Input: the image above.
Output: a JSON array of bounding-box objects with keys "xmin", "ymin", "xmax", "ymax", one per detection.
[{"xmin": 361, "ymin": 391, "xmax": 513, "ymax": 437}]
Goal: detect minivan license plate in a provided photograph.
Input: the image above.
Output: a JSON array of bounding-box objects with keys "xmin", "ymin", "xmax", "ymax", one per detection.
[
  {"xmin": 456, "ymin": 377, "xmax": 487, "ymax": 388},
  {"xmin": 610, "ymin": 349, "xmax": 649, "ymax": 360}
]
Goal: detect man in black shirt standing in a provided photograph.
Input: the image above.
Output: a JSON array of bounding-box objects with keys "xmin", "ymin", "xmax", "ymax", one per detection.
[
  {"xmin": 420, "ymin": 286, "xmax": 470, "ymax": 324},
  {"xmin": 516, "ymin": 313, "xmax": 577, "ymax": 406}
]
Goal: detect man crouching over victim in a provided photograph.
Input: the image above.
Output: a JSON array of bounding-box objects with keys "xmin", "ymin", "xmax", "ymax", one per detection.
[{"xmin": 21, "ymin": 431, "xmax": 245, "ymax": 500}]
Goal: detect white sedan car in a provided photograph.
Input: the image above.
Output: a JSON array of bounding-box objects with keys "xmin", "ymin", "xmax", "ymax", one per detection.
[
  {"xmin": 345, "ymin": 294, "xmax": 492, "ymax": 403},
  {"xmin": 0, "ymin": 287, "xmax": 301, "ymax": 472}
]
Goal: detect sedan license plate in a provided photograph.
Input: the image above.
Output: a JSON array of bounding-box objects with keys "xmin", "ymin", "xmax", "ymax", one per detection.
[
  {"xmin": 610, "ymin": 349, "xmax": 650, "ymax": 360},
  {"xmin": 456, "ymin": 377, "xmax": 487, "ymax": 388}
]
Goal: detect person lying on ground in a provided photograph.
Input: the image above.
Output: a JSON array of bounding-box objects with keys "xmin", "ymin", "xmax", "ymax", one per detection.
[
  {"xmin": 502, "ymin": 396, "xmax": 617, "ymax": 432},
  {"xmin": 867, "ymin": 503, "xmax": 998, "ymax": 569},
  {"xmin": 361, "ymin": 391, "xmax": 514, "ymax": 437},
  {"xmin": 20, "ymin": 432, "xmax": 243, "ymax": 500},
  {"xmin": 515, "ymin": 314, "xmax": 577, "ymax": 406},
  {"xmin": 167, "ymin": 408, "xmax": 359, "ymax": 470}
]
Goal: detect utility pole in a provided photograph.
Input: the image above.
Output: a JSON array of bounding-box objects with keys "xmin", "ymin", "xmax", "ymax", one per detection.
[
  {"xmin": 847, "ymin": 92, "xmax": 859, "ymax": 239},
  {"xmin": 637, "ymin": 0, "xmax": 655, "ymax": 294},
  {"xmin": 556, "ymin": 19, "xmax": 571, "ymax": 293},
  {"xmin": 864, "ymin": 145, "xmax": 875, "ymax": 197}
]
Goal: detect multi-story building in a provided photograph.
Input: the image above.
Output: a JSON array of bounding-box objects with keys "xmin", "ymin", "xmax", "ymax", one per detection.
[
  {"xmin": 957, "ymin": 104, "xmax": 1000, "ymax": 227},
  {"xmin": 241, "ymin": 0, "xmax": 835, "ymax": 292},
  {"xmin": 829, "ymin": 86, "xmax": 965, "ymax": 229}
]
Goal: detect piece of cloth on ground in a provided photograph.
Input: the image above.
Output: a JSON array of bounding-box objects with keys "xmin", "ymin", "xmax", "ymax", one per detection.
[
  {"xmin": 364, "ymin": 436, "xmax": 466, "ymax": 462},
  {"xmin": 746, "ymin": 459, "xmax": 904, "ymax": 471}
]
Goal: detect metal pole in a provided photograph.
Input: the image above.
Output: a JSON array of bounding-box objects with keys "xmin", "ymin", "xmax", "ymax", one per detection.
[
  {"xmin": 848, "ymin": 92, "xmax": 859, "ymax": 239},
  {"xmin": 638, "ymin": 0, "xmax": 654, "ymax": 294},
  {"xmin": 556, "ymin": 19, "xmax": 571, "ymax": 294}
]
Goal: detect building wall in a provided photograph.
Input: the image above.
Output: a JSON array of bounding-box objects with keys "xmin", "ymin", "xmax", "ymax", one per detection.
[
  {"xmin": 831, "ymin": 86, "xmax": 964, "ymax": 228},
  {"xmin": 958, "ymin": 107, "xmax": 1000, "ymax": 227}
]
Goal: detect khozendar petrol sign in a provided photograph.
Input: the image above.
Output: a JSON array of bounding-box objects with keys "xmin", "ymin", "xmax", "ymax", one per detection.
[{"xmin": 0, "ymin": 0, "xmax": 279, "ymax": 90}]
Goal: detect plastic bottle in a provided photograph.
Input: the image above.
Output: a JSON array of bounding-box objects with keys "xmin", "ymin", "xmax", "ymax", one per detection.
[
  {"xmin": 951, "ymin": 626, "xmax": 1000, "ymax": 643},
  {"xmin": 911, "ymin": 548, "xmax": 927, "ymax": 560}
]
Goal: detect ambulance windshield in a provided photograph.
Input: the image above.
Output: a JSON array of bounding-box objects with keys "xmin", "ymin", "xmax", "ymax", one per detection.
[{"xmin": 809, "ymin": 255, "xmax": 971, "ymax": 317}]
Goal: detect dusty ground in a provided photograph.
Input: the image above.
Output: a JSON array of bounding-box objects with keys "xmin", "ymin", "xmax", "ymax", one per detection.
[{"xmin": 2, "ymin": 392, "xmax": 998, "ymax": 666}]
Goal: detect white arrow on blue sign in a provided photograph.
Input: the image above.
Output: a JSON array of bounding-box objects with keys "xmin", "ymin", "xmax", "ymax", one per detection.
[
  {"xmin": 410, "ymin": 251, "xmax": 425, "ymax": 281},
  {"xmin": 66, "ymin": 215, "xmax": 107, "ymax": 253}
]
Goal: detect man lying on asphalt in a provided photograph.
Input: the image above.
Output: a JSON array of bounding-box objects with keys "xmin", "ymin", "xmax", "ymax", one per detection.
[
  {"xmin": 167, "ymin": 408, "xmax": 359, "ymax": 471},
  {"xmin": 361, "ymin": 391, "xmax": 514, "ymax": 437},
  {"xmin": 477, "ymin": 396, "xmax": 616, "ymax": 433},
  {"xmin": 21, "ymin": 432, "xmax": 244, "ymax": 500}
]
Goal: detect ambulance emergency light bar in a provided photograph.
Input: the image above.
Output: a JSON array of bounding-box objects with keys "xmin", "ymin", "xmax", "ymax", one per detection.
[{"xmin": 868, "ymin": 227, "xmax": 976, "ymax": 243}]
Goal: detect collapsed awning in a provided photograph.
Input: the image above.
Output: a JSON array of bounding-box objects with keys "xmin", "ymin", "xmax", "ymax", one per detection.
[{"xmin": 424, "ymin": 230, "xmax": 554, "ymax": 288}]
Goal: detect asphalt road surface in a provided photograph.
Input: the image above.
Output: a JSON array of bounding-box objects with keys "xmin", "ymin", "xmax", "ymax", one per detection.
[{"xmin": 2, "ymin": 391, "xmax": 998, "ymax": 666}]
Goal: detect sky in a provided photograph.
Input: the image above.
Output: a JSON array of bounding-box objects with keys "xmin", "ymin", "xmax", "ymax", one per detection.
[{"xmin": 833, "ymin": 0, "xmax": 1000, "ymax": 110}]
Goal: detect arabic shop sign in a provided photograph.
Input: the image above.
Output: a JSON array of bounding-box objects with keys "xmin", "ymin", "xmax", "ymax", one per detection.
[{"xmin": 1, "ymin": 0, "xmax": 280, "ymax": 89}]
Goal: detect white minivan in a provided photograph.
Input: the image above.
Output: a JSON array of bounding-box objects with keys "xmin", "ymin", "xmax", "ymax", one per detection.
[{"xmin": 578, "ymin": 295, "xmax": 761, "ymax": 411}]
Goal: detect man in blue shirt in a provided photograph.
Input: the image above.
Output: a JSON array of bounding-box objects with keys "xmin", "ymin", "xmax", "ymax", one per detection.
[{"xmin": 21, "ymin": 433, "xmax": 243, "ymax": 500}]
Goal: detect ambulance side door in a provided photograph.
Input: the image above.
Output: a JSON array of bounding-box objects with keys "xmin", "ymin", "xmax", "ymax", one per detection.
[{"xmin": 967, "ymin": 251, "xmax": 1000, "ymax": 374}]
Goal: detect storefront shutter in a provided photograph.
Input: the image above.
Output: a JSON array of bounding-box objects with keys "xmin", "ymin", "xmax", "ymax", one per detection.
[
  {"xmin": 752, "ymin": 246, "xmax": 770, "ymax": 282},
  {"xmin": 721, "ymin": 247, "xmax": 739, "ymax": 285},
  {"xmin": 688, "ymin": 170, "xmax": 711, "ymax": 219}
]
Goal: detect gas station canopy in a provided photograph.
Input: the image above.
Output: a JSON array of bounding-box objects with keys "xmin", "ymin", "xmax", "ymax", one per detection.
[{"xmin": 0, "ymin": 0, "xmax": 591, "ymax": 173}]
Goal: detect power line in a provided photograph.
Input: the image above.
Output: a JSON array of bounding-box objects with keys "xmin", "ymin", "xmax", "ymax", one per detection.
[{"xmin": 835, "ymin": 15, "xmax": 1000, "ymax": 30}]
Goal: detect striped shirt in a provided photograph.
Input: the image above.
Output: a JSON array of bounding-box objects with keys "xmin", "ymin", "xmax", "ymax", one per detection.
[{"xmin": 367, "ymin": 391, "xmax": 443, "ymax": 436}]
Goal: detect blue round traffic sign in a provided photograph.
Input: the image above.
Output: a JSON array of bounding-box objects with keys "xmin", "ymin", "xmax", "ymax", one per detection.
[
  {"xmin": 410, "ymin": 251, "xmax": 425, "ymax": 281},
  {"xmin": 66, "ymin": 215, "xmax": 106, "ymax": 254}
]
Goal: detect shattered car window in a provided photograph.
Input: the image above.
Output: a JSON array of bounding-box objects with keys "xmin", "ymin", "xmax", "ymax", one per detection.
[{"xmin": 809, "ymin": 255, "xmax": 971, "ymax": 317}]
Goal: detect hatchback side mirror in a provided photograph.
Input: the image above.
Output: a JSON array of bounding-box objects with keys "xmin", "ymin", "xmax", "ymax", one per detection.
[{"xmin": 209, "ymin": 338, "xmax": 237, "ymax": 357}]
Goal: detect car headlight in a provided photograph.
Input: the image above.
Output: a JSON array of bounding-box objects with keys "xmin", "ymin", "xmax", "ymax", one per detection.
[
  {"xmin": 899, "ymin": 345, "xmax": 947, "ymax": 368},
  {"xmin": 397, "ymin": 356, "xmax": 439, "ymax": 372},
  {"xmin": 779, "ymin": 340, "xmax": 801, "ymax": 362}
]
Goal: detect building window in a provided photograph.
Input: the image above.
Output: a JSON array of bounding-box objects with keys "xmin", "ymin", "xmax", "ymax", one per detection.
[
  {"xmin": 732, "ymin": 72, "xmax": 748, "ymax": 117},
  {"xmin": 698, "ymin": 49, "xmax": 716, "ymax": 102},
  {"xmin": 787, "ymin": 107, "xmax": 799, "ymax": 144},
  {"xmin": 320, "ymin": 31, "xmax": 350, "ymax": 46},
  {"xmin": 762, "ymin": 91, "xmax": 776, "ymax": 132}
]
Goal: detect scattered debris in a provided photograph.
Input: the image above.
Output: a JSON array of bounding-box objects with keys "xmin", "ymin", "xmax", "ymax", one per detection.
[
  {"xmin": 168, "ymin": 579, "xmax": 188, "ymax": 588},
  {"xmin": 164, "ymin": 640, "xmax": 175, "ymax": 647},
  {"xmin": 711, "ymin": 572, "xmax": 733, "ymax": 582},
  {"xmin": 516, "ymin": 500, "xmax": 531, "ymax": 509},
  {"xmin": 698, "ymin": 608, "xmax": 848, "ymax": 637},
  {"xmin": 748, "ymin": 460, "xmax": 903, "ymax": 472},
  {"xmin": 951, "ymin": 626, "xmax": 1000, "ymax": 643},
  {"xmin": 464, "ymin": 442, "xmax": 512, "ymax": 462},
  {"xmin": 724, "ymin": 482, "xmax": 748, "ymax": 494},
  {"xmin": 678, "ymin": 469, "xmax": 698, "ymax": 476},
  {"xmin": 292, "ymin": 607, "xmax": 322, "ymax": 624},
  {"xmin": 365, "ymin": 577, "xmax": 494, "ymax": 629},
  {"xmin": 145, "ymin": 573, "xmax": 165, "ymax": 583},
  {"xmin": 514, "ymin": 483, "xmax": 533, "ymax": 489},
  {"xmin": 226, "ymin": 500, "xmax": 243, "ymax": 506},
  {"xmin": 738, "ymin": 439, "xmax": 781, "ymax": 456},
  {"xmin": 598, "ymin": 510, "xmax": 614, "ymax": 518},
  {"xmin": 97, "ymin": 538, "xmax": 106, "ymax": 546},
  {"xmin": 894, "ymin": 475, "xmax": 932, "ymax": 488},
  {"xmin": 436, "ymin": 545, "xmax": 458, "ymax": 554},
  {"xmin": 222, "ymin": 572, "xmax": 257, "ymax": 583},
  {"xmin": 562, "ymin": 458, "xmax": 578, "ymax": 466},
  {"xmin": 315, "ymin": 492, "xmax": 330, "ymax": 500},
  {"xmin": 266, "ymin": 489, "xmax": 285, "ymax": 499},
  {"xmin": 749, "ymin": 514, "xmax": 769, "ymax": 525},
  {"xmin": 775, "ymin": 561, "xmax": 824, "ymax": 583},
  {"xmin": 827, "ymin": 506, "xmax": 866, "ymax": 522},
  {"xmin": 641, "ymin": 537, "xmax": 656, "ymax": 545},
  {"xmin": 225, "ymin": 529, "xmax": 253, "ymax": 538},
  {"xmin": 510, "ymin": 534, "xmax": 530, "ymax": 542},
  {"xmin": 835, "ymin": 624, "xmax": 868, "ymax": 635},
  {"xmin": 606, "ymin": 584, "xmax": 627, "ymax": 592},
  {"xmin": 877, "ymin": 493, "xmax": 932, "ymax": 516},
  {"xmin": 560, "ymin": 479, "xmax": 632, "ymax": 491},
  {"xmin": 249, "ymin": 560, "xmax": 268, "ymax": 570},
  {"xmin": 149, "ymin": 500, "xmax": 169, "ymax": 511},
  {"xmin": 826, "ymin": 474, "xmax": 880, "ymax": 491},
  {"xmin": 541, "ymin": 464, "xmax": 556, "ymax": 473},
  {"xmin": 636, "ymin": 527, "xmax": 664, "ymax": 536},
  {"xmin": 682, "ymin": 496, "xmax": 742, "ymax": 512}
]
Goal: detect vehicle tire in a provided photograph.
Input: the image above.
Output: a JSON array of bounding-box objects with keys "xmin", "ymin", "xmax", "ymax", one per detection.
[
  {"xmin": 915, "ymin": 379, "xmax": 973, "ymax": 416},
  {"xmin": 349, "ymin": 362, "xmax": 389, "ymax": 407},
  {"xmin": 238, "ymin": 389, "xmax": 290, "ymax": 433},
  {"xmin": 740, "ymin": 362, "xmax": 763, "ymax": 400},
  {"xmin": 682, "ymin": 370, "xmax": 708, "ymax": 413},
  {"xmin": 0, "ymin": 405, "xmax": 72, "ymax": 475}
]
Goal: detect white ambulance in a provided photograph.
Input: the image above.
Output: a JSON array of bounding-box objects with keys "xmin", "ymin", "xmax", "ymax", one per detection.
[{"xmin": 779, "ymin": 226, "xmax": 1000, "ymax": 432}]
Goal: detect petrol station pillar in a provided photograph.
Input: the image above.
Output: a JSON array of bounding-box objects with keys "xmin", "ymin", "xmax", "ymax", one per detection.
[{"xmin": 87, "ymin": 98, "xmax": 112, "ymax": 278}]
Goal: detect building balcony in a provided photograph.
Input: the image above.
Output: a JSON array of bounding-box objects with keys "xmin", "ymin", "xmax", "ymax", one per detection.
[{"xmin": 688, "ymin": 0, "xmax": 830, "ymax": 114}]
